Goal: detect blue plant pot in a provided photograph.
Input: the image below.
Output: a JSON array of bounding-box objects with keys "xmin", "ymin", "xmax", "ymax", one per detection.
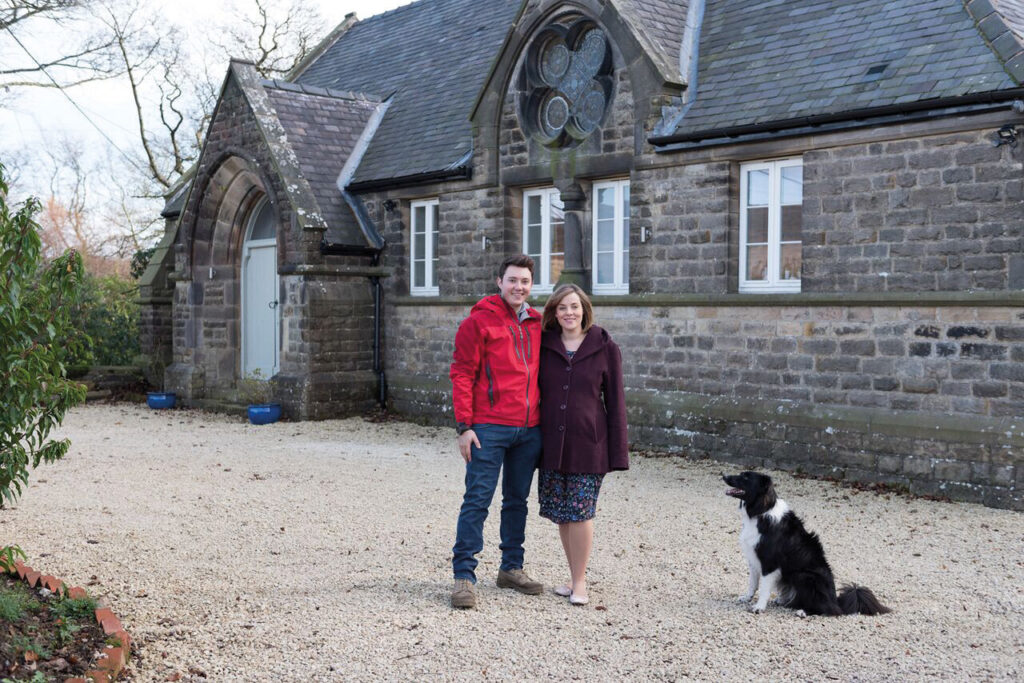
[
  {"xmin": 247, "ymin": 403, "xmax": 282, "ymax": 425},
  {"xmin": 146, "ymin": 392, "xmax": 176, "ymax": 409}
]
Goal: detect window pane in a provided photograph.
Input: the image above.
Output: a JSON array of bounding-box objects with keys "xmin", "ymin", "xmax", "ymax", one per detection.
[
  {"xmin": 527, "ymin": 195, "xmax": 542, "ymax": 225},
  {"xmin": 597, "ymin": 218, "xmax": 615, "ymax": 251},
  {"xmin": 249, "ymin": 199, "xmax": 275, "ymax": 241},
  {"xmin": 551, "ymin": 213, "xmax": 564, "ymax": 254},
  {"xmin": 621, "ymin": 183, "xmax": 630, "ymax": 285},
  {"xmin": 747, "ymin": 169, "xmax": 769, "ymax": 206},
  {"xmin": 779, "ymin": 243, "xmax": 801, "ymax": 280},
  {"xmin": 550, "ymin": 254, "xmax": 564, "ymax": 283},
  {"xmin": 413, "ymin": 260, "xmax": 424, "ymax": 288},
  {"xmin": 596, "ymin": 252, "xmax": 613, "ymax": 284},
  {"xmin": 549, "ymin": 194, "xmax": 564, "ymax": 223},
  {"xmin": 431, "ymin": 204, "xmax": 439, "ymax": 288},
  {"xmin": 781, "ymin": 165, "xmax": 802, "ymax": 205},
  {"xmin": 413, "ymin": 213, "xmax": 425, "ymax": 259},
  {"xmin": 746, "ymin": 245, "xmax": 767, "ymax": 280},
  {"xmin": 781, "ymin": 205, "xmax": 801, "ymax": 242},
  {"xmin": 597, "ymin": 186, "xmax": 615, "ymax": 220},
  {"xmin": 526, "ymin": 224, "xmax": 541, "ymax": 256},
  {"xmin": 747, "ymin": 207, "xmax": 768, "ymax": 243}
]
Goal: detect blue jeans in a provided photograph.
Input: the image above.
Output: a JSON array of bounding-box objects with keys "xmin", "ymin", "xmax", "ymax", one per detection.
[{"xmin": 452, "ymin": 424, "xmax": 541, "ymax": 582}]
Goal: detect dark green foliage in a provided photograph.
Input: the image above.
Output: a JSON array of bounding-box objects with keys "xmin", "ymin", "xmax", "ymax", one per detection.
[
  {"xmin": 130, "ymin": 246, "xmax": 156, "ymax": 280},
  {"xmin": 70, "ymin": 274, "xmax": 140, "ymax": 366},
  {"xmin": 0, "ymin": 164, "xmax": 88, "ymax": 506}
]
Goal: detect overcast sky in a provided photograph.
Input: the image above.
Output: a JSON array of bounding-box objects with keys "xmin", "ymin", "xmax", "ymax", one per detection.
[{"xmin": 0, "ymin": 0, "xmax": 409, "ymax": 199}]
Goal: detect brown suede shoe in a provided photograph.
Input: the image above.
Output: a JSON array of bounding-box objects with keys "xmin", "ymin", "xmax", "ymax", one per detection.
[
  {"xmin": 451, "ymin": 579, "xmax": 476, "ymax": 609},
  {"xmin": 496, "ymin": 568, "xmax": 543, "ymax": 595}
]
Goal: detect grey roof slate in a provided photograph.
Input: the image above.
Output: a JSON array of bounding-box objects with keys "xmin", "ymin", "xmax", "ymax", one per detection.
[
  {"xmin": 262, "ymin": 82, "xmax": 381, "ymax": 243},
  {"xmin": 668, "ymin": 0, "xmax": 1020, "ymax": 138},
  {"xmin": 992, "ymin": 0, "xmax": 1024, "ymax": 42},
  {"xmin": 295, "ymin": 0, "xmax": 521, "ymax": 186},
  {"xmin": 612, "ymin": 0, "xmax": 690, "ymax": 84}
]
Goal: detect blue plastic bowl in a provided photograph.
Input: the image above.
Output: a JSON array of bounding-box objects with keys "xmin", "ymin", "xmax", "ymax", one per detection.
[
  {"xmin": 247, "ymin": 403, "xmax": 282, "ymax": 425},
  {"xmin": 147, "ymin": 392, "xmax": 176, "ymax": 409}
]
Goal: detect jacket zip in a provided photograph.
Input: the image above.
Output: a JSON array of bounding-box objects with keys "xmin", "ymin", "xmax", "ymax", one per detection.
[
  {"xmin": 485, "ymin": 361, "xmax": 495, "ymax": 407},
  {"xmin": 518, "ymin": 322, "xmax": 531, "ymax": 427}
]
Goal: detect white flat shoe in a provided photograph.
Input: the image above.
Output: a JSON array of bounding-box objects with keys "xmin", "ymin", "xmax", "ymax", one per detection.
[
  {"xmin": 554, "ymin": 585, "xmax": 571, "ymax": 597},
  {"xmin": 569, "ymin": 591, "xmax": 589, "ymax": 606}
]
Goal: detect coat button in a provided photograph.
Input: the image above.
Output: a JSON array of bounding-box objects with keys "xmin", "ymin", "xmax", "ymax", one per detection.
[
  {"xmin": 558, "ymin": 425, "xmax": 564, "ymax": 431},
  {"xmin": 566, "ymin": 366, "xmax": 572, "ymax": 371},
  {"xmin": 560, "ymin": 404, "xmax": 566, "ymax": 410},
  {"xmin": 562, "ymin": 385, "xmax": 568, "ymax": 390}
]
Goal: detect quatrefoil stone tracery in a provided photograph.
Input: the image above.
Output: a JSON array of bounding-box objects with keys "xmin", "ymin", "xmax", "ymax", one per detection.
[{"xmin": 519, "ymin": 19, "xmax": 613, "ymax": 149}]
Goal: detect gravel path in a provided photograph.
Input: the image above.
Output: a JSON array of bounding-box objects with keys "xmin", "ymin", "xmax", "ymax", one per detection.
[{"xmin": 2, "ymin": 403, "xmax": 1021, "ymax": 681}]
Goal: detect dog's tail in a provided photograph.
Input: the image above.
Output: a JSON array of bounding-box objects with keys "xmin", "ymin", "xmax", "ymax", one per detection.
[{"xmin": 838, "ymin": 583, "xmax": 891, "ymax": 615}]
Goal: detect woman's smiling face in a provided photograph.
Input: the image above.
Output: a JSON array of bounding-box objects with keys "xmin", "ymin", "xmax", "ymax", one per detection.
[{"xmin": 556, "ymin": 292, "xmax": 583, "ymax": 333}]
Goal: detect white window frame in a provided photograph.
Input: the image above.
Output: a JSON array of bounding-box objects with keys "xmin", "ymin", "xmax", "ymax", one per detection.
[
  {"xmin": 739, "ymin": 158, "xmax": 802, "ymax": 293},
  {"xmin": 522, "ymin": 187, "xmax": 564, "ymax": 293},
  {"xmin": 409, "ymin": 198, "xmax": 439, "ymax": 296},
  {"xmin": 591, "ymin": 179, "xmax": 630, "ymax": 295}
]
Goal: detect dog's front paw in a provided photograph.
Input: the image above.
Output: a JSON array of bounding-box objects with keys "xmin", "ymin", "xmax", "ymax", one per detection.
[
  {"xmin": 748, "ymin": 605, "xmax": 765, "ymax": 614},
  {"xmin": 795, "ymin": 609, "xmax": 807, "ymax": 619},
  {"xmin": 736, "ymin": 594, "xmax": 753, "ymax": 604}
]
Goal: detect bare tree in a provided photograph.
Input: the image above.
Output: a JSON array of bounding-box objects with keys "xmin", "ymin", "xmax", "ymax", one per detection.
[
  {"xmin": 36, "ymin": 138, "xmax": 129, "ymax": 276},
  {"xmin": 0, "ymin": 0, "xmax": 122, "ymax": 93},
  {"xmin": 215, "ymin": 0, "xmax": 323, "ymax": 79}
]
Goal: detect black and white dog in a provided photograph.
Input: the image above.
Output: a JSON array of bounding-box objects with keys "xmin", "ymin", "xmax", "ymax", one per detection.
[{"xmin": 723, "ymin": 471, "xmax": 891, "ymax": 617}]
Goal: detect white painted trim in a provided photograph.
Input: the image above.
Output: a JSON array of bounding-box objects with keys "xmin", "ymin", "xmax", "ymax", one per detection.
[
  {"xmin": 592, "ymin": 179, "xmax": 630, "ymax": 295},
  {"xmin": 739, "ymin": 158, "xmax": 802, "ymax": 294},
  {"xmin": 410, "ymin": 198, "xmax": 440, "ymax": 296},
  {"xmin": 522, "ymin": 187, "xmax": 562, "ymax": 294}
]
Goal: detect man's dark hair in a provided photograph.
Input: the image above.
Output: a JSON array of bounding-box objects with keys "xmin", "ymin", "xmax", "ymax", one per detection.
[{"xmin": 498, "ymin": 254, "xmax": 535, "ymax": 279}]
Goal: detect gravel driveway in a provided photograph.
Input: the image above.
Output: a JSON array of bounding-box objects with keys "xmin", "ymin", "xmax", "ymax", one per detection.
[{"xmin": 2, "ymin": 403, "xmax": 1021, "ymax": 681}]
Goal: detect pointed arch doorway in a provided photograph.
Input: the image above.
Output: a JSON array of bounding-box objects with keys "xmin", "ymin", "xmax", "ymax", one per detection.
[{"xmin": 241, "ymin": 197, "xmax": 280, "ymax": 377}]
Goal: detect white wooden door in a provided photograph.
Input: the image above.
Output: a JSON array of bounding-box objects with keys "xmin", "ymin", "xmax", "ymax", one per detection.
[{"xmin": 242, "ymin": 242, "xmax": 279, "ymax": 376}]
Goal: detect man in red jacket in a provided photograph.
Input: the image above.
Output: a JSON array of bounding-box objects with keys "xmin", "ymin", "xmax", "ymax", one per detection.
[{"xmin": 449, "ymin": 254, "xmax": 544, "ymax": 609}]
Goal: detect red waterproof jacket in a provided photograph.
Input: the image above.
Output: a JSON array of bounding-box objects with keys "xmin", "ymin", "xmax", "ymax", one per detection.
[{"xmin": 450, "ymin": 294, "xmax": 542, "ymax": 428}]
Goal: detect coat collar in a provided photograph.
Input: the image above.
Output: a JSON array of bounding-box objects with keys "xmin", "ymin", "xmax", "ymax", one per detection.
[{"xmin": 542, "ymin": 326, "xmax": 604, "ymax": 362}]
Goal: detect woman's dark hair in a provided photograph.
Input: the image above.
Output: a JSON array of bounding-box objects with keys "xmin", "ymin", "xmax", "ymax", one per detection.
[
  {"xmin": 542, "ymin": 284, "xmax": 594, "ymax": 332},
  {"xmin": 498, "ymin": 254, "xmax": 535, "ymax": 278}
]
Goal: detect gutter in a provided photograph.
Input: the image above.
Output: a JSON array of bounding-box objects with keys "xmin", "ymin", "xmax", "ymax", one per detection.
[
  {"xmin": 345, "ymin": 164, "xmax": 472, "ymax": 193},
  {"xmin": 649, "ymin": 88, "xmax": 1024, "ymax": 149}
]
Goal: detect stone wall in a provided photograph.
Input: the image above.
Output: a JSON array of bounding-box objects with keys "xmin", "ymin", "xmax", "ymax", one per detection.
[
  {"xmin": 384, "ymin": 298, "xmax": 1023, "ymax": 509},
  {"xmin": 802, "ymin": 130, "xmax": 1024, "ymax": 292}
]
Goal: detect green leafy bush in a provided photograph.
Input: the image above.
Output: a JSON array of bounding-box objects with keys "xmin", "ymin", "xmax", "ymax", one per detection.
[
  {"xmin": 70, "ymin": 274, "xmax": 141, "ymax": 367},
  {"xmin": 0, "ymin": 164, "xmax": 88, "ymax": 506}
]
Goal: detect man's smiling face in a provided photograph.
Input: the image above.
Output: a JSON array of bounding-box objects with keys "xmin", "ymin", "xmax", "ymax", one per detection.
[{"xmin": 497, "ymin": 266, "xmax": 533, "ymax": 309}]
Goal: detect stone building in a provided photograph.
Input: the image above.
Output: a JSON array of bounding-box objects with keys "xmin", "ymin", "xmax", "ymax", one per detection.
[{"xmin": 138, "ymin": 0, "xmax": 1024, "ymax": 508}]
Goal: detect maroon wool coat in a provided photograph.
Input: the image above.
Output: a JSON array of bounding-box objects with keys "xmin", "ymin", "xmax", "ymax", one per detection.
[{"xmin": 538, "ymin": 325, "xmax": 629, "ymax": 474}]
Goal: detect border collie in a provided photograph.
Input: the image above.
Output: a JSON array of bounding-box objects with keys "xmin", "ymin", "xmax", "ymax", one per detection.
[{"xmin": 722, "ymin": 471, "xmax": 891, "ymax": 617}]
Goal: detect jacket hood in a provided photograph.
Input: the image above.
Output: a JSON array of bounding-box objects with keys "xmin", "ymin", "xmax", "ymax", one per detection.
[
  {"xmin": 472, "ymin": 293, "xmax": 541, "ymax": 321},
  {"xmin": 542, "ymin": 325, "xmax": 613, "ymax": 362}
]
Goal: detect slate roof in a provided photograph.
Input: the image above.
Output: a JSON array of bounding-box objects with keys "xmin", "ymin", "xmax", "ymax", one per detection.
[
  {"xmin": 262, "ymin": 81, "xmax": 381, "ymax": 243},
  {"xmin": 994, "ymin": 0, "xmax": 1024, "ymax": 41},
  {"xmin": 612, "ymin": 0, "xmax": 690, "ymax": 84},
  {"xmin": 665, "ymin": 0, "xmax": 1022, "ymax": 140},
  {"xmin": 295, "ymin": 0, "xmax": 521, "ymax": 186}
]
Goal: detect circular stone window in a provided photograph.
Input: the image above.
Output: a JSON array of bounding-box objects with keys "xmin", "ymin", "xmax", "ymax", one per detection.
[{"xmin": 519, "ymin": 17, "xmax": 614, "ymax": 149}]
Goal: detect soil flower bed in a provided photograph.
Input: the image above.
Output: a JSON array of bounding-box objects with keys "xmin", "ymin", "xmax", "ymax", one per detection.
[{"xmin": 0, "ymin": 559, "xmax": 128, "ymax": 682}]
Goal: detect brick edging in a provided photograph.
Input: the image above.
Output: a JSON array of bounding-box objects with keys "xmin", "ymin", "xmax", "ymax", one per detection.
[{"xmin": 5, "ymin": 560, "xmax": 131, "ymax": 682}]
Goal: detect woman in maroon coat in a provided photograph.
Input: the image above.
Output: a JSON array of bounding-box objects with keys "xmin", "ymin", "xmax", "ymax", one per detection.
[{"xmin": 538, "ymin": 284, "xmax": 628, "ymax": 605}]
